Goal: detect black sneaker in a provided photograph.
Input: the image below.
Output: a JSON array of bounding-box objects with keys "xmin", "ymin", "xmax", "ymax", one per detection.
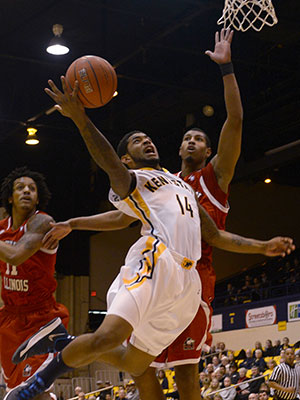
[
  {"xmin": 4, "ymin": 374, "xmax": 47, "ymax": 400},
  {"xmin": 12, "ymin": 317, "xmax": 69, "ymax": 364}
]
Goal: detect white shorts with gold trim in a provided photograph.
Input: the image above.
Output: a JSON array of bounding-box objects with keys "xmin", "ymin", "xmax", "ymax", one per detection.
[{"xmin": 107, "ymin": 235, "xmax": 202, "ymax": 356}]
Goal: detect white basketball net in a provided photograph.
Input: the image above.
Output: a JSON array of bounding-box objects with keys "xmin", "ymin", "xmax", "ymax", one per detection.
[{"xmin": 217, "ymin": 0, "xmax": 278, "ymax": 32}]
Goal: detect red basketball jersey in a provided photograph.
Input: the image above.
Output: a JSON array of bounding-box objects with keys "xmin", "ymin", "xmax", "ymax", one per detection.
[{"xmin": 0, "ymin": 211, "xmax": 57, "ymax": 307}]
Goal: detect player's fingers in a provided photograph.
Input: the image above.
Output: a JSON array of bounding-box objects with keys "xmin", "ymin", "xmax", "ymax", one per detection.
[
  {"xmin": 220, "ymin": 28, "xmax": 225, "ymax": 41},
  {"xmin": 215, "ymin": 31, "xmax": 219, "ymax": 43},
  {"xmin": 224, "ymin": 28, "xmax": 230, "ymax": 40},
  {"xmin": 60, "ymin": 76, "xmax": 69, "ymax": 95},
  {"xmin": 48, "ymin": 79, "xmax": 61, "ymax": 94},
  {"xmin": 73, "ymin": 80, "xmax": 79, "ymax": 97},
  {"xmin": 205, "ymin": 50, "xmax": 213, "ymax": 58},
  {"xmin": 228, "ymin": 30, "xmax": 234, "ymax": 43},
  {"xmin": 54, "ymin": 105, "xmax": 63, "ymax": 113},
  {"xmin": 44, "ymin": 88, "xmax": 58, "ymax": 102}
]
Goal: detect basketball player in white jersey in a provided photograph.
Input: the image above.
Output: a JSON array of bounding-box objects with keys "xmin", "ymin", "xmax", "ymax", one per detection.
[{"xmin": 5, "ymin": 73, "xmax": 295, "ymax": 400}]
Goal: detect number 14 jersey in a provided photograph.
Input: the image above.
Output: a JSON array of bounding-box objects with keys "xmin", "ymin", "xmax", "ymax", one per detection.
[{"xmin": 109, "ymin": 168, "xmax": 201, "ymax": 262}]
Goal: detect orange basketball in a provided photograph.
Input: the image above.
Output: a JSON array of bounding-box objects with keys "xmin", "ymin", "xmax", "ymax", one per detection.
[{"xmin": 65, "ymin": 55, "xmax": 117, "ymax": 108}]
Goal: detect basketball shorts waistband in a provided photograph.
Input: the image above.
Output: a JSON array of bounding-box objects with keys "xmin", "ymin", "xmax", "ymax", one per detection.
[{"xmin": 169, "ymin": 249, "xmax": 196, "ymax": 270}]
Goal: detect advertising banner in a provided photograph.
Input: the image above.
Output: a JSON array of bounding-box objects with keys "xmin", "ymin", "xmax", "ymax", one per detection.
[
  {"xmin": 288, "ymin": 301, "xmax": 300, "ymax": 322},
  {"xmin": 245, "ymin": 305, "xmax": 276, "ymax": 328},
  {"xmin": 210, "ymin": 314, "xmax": 223, "ymax": 332}
]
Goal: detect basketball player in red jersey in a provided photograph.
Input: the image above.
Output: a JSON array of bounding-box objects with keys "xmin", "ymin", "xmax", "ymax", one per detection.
[
  {"xmin": 0, "ymin": 167, "xmax": 69, "ymax": 392},
  {"xmin": 147, "ymin": 29, "xmax": 242, "ymax": 399}
]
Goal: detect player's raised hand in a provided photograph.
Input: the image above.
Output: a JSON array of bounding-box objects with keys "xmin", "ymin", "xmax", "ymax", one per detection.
[
  {"xmin": 45, "ymin": 77, "xmax": 85, "ymax": 119},
  {"xmin": 263, "ymin": 237, "xmax": 295, "ymax": 257},
  {"xmin": 205, "ymin": 28, "xmax": 233, "ymax": 65},
  {"xmin": 42, "ymin": 221, "xmax": 72, "ymax": 249}
]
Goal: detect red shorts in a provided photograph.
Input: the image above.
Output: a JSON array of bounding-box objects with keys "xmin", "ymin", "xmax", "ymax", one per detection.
[
  {"xmin": 0, "ymin": 298, "xmax": 69, "ymax": 389},
  {"xmin": 151, "ymin": 262, "xmax": 215, "ymax": 368}
]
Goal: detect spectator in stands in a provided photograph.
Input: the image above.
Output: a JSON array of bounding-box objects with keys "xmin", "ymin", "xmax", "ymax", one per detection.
[
  {"xmin": 251, "ymin": 277, "xmax": 261, "ymax": 301},
  {"xmin": 294, "ymin": 350, "xmax": 300, "ymax": 365},
  {"xmin": 158, "ymin": 370, "xmax": 169, "ymax": 391},
  {"xmin": 221, "ymin": 377, "xmax": 237, "ymax": 400},
  {"xmin": 225, "ymin": 283, "xmax": 237, "ymax": 306},
  {"xmin": 201, "ymin": 377, "xmax": 212, "ymax": 398},
  {"xmin": 260, "ymin": 272, "xmax": 269, "ymax": 299},
  {"xmin": 228, "ymin": 353, "xmax": 236, "ymax": 364},
  {"xmin": 115, "ymin": 388, "xmax": 128, "ymax": 400},
  {"xmin": 249, "ymin": 366, "xmax": 265, "ymax": 394},
  {"xmin": 216, "ymin": 365, "xmax": 227, "ymax": 388},
  {"xmin": 248, "ymin": 394, "xmax": 258, "ymax": 400},
  {"xmin": 253, "ymin": 342, "xmax": 263, "ymax": 355},
  {"xmin": 221, "ymin": 356, "xmax": 230, "ymax": 373},
  {"xmin": 206, "ymin": 363, "xmax": 215, "ymax": 378},
  {"xmin": 216, "ymin": 342, "xmax": 228, "ymax": 359},
  {"xmin": 200, "ymin": 371, "xmax": 208, "ymax": 387},
  {"xmin": 253, "ymin": 349, "xmax": 267, "ymax": 372},
  {"xmin": 96, "ymin": 380, "xmax": 110, "ymax": 400},
  {"xmin": 258, "ymin": 383, "xmax": 269, "ymax": 393},
  {"xmin": 228, "ymin": 362, "xmax": 240, "ymax": 384},
  {"xmin": 213, "ymin": 355, "xmax": 221, "ymax": 371},
  {"xmin": 280, "ymin": 337, "xmax": 291, "ymax": 351},
  {"xmin": 239, "ymin": 278, "xmax": 252, "ymax": 303},
  {"xmin": 208, "ymin": 378, "xmax": 221, "ymax": 399},
  {"xmin": 75, "ymin": 387, "xmax": 83, "ymax": 397},
  {"xmin": 265, "ymin": 359, "xmax": 277, "ymax": 379},
  {"xmin": 78, "ymin": 392, "xmax": 86, "ymax": 400},
  {"xmin": 236, "ymin": 368, "xmax": 250, "ymax": 400},
  {"xmin": 126, "ymin": 381, "xmax": 139, "ymax": 400},
  {"xmin": 258, "ymin": 391, "xmax": 269, "ymax": 400},
  {"xmin": 89, "ymin": 397, "xmax": 96, "ymax": 400},
  {"xmin": 240, "ymin": 349, "xmax": 254, "ymax": 370},
  {"xmin": 273, "ymin": 340, "xmax": 281, "ymax": 356},
  {"xmin": 105, "ymin": 395, "xmax": 112, "ymax": 400},
  {"xmin": 263, "ymin": 340, "xmax": 274, "ymax": 357}
]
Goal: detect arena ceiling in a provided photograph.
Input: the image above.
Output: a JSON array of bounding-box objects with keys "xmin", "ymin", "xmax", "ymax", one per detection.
[{"xmin": 0, "ymin": 0, "xmax": 299, "ymax": 274}]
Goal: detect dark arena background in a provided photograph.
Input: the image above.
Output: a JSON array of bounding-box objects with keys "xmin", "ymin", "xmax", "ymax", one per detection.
[{"xmin": 0, "ymin": 1, "xmax": 300, "ymax": 396}]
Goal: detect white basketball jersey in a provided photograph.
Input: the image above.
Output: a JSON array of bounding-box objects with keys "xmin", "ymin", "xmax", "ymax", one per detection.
[{"xmin": 109, "ymin": 168, "xmax": 201, "ymax": 261}]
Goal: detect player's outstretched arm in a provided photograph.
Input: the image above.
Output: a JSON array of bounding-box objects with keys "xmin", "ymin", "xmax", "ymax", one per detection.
[
  {"xmin": 199, "ymin": 203, "xmax": 295, "ymax": 257},
  {"xmin": 206, "ymin": 28, "xmax": 243, "ymax": 193},
  {"xmin": 42, "ymin": 211, "xmax": 137, "ymax": 249},
  {"xmin": 0, "ymin": 213, "xmax": 54, "ymax": 266},
  {"xmin": 45, "ymin": 77, "xmax": 133, "ymax": 199}
]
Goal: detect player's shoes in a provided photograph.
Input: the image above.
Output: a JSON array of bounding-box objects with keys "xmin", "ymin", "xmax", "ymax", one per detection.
[
  {"xmin": 12, "ymin": 317, "xmax": 72, "ymax": 364},
  {"xmin": 4, "ymin": 374, "xmax": 48, "ymax": 400}
]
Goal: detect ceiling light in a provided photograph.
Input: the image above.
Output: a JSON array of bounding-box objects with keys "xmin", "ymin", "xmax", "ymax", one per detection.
[
  {"xmin": 202, "ymin": 105, "xmax": 214, "ymax": 117},
  {"xmin": 46, "ymin": 24, "xmax": 69, "ymax": 55},
  {"xmin": 25, "ymin": 127, "xmax": 39, "ymax": 145},
  {"xmin": 264, "ymin": 178, "xmax": 271, "ymax": 184},
  {"xmin": 113, "ymin": 91, "xmax": 118, "ymax": 97}
]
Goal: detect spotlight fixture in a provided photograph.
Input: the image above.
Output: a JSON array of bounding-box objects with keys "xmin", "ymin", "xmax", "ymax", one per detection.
[
  {"xmin": 46, "ymin": 24, "xmax": 69, "ymax": 55},
  {"xmin": 202, "ymin": 105, "xmax": 214, "ymax": 117},
  {"xmin": 25, "ymin": 127, "xmax": 39, "ymax": 145}
]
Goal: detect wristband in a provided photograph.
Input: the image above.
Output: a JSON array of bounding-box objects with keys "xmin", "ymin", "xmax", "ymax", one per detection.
[{"xmin": 219, "ymin": 62, "xmax": 234, "ymax": 77}]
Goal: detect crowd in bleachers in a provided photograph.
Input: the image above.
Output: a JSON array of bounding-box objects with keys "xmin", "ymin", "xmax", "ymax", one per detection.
[
  {"xmin": 214, "ymin": 250, "xmax": 300, "ymax": 308},
  {"xmin": 155, "ymin": 338, "xmax": 300, "ymax": 400}
]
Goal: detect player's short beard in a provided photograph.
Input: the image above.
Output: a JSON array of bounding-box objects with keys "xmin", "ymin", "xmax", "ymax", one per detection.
[{"xmin": 131, "ymin": 155, "xmax": 160, "ymax": 168}]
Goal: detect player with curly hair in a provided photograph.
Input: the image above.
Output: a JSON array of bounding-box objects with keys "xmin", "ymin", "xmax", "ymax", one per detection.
[{"xmin": 0, "ymin": 167, "xmax": 69, "ymax": 392}]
